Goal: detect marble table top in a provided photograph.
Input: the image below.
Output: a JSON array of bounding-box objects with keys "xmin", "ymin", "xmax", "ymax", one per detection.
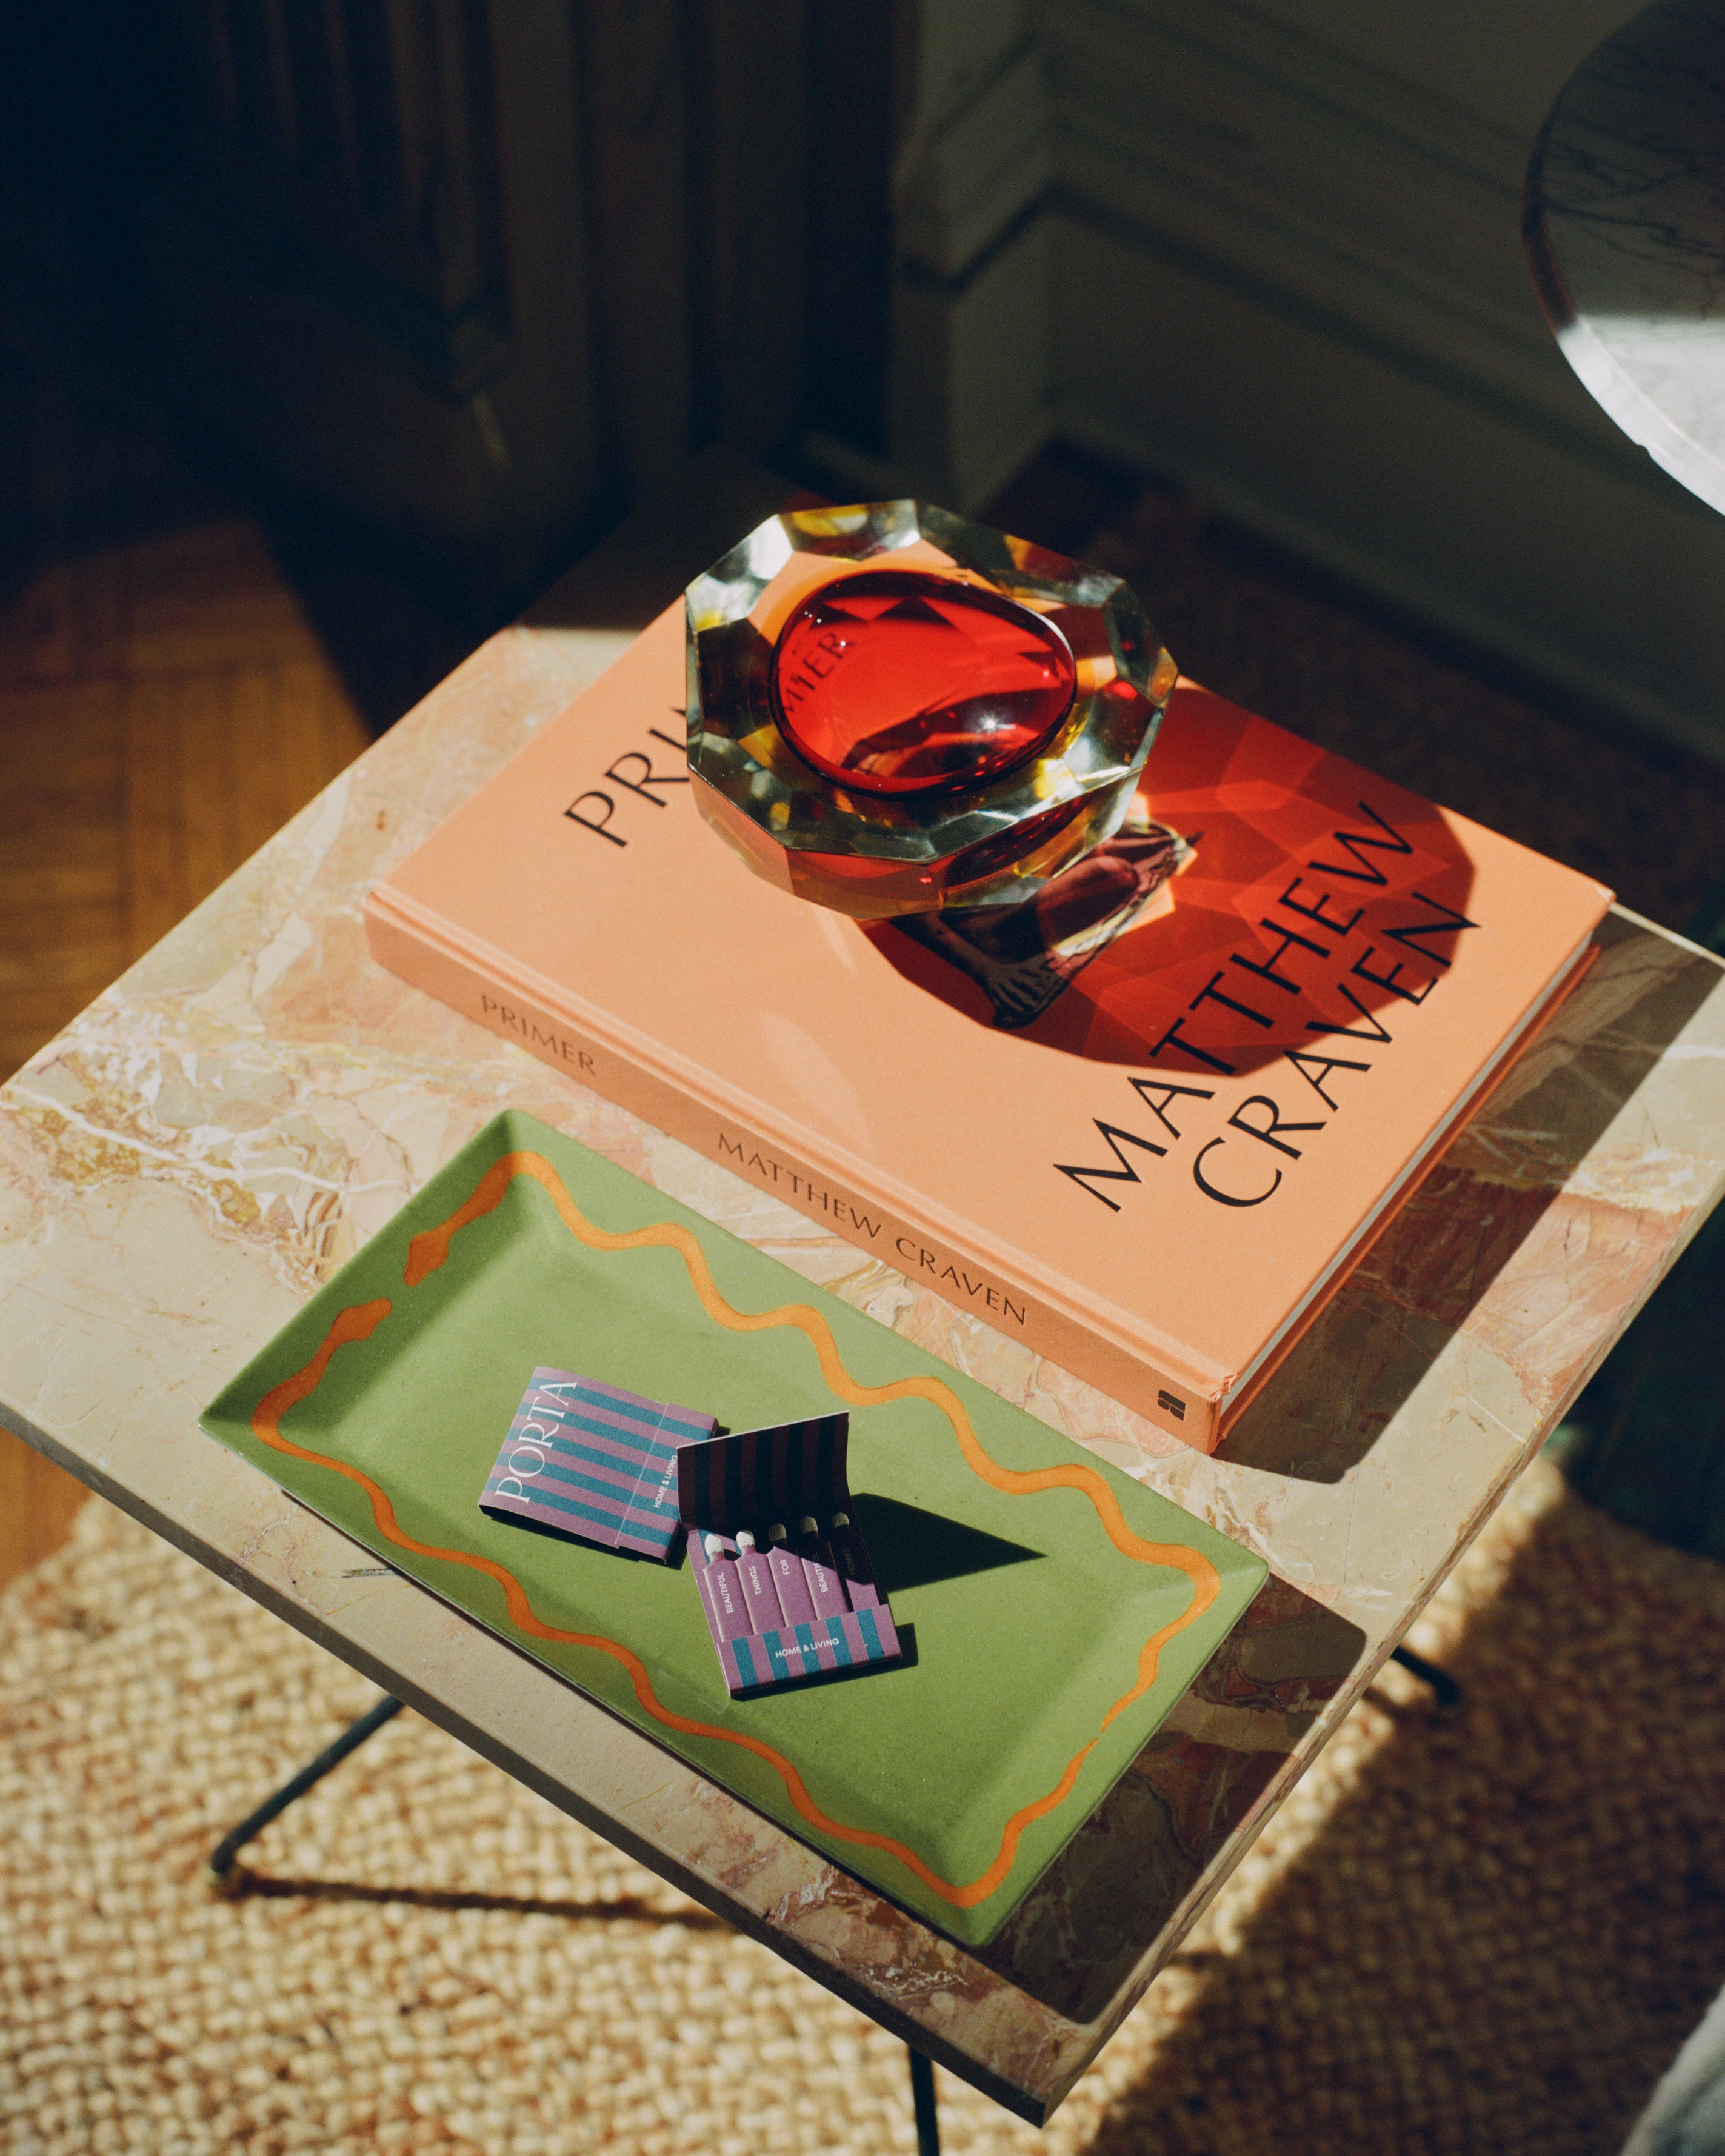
[
  {"xmin": 3, "ymin": 452, "xmax": 1724, "ymax": 2126},
  {"xmin": 1527, "ymin": 0, "xmax": 1725, "ymax": 512}
]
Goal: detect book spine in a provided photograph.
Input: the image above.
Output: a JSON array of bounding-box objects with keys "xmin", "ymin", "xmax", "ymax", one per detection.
[{"xmin": 364, "ymin": 899, "xmax": 1224, "ymax": 1449}]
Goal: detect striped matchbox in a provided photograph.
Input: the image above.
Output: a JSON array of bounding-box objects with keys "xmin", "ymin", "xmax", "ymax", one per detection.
[
  {"xmin": 479, "ymin": 1366, "xmax": 715, "ymax": 1560},
  {"xmin": 680, "ymin": 1413, "xmax": 902, "ymax": 1695}
]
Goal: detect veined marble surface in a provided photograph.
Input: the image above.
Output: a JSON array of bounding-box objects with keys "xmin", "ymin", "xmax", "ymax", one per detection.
[
  {"xmin": 1528, "ymin": 0, "xmax": 1725, "ymax": 513},
  {"xmin": 2, "ymin": 472, "xmax": 1723, "ymax": 2124}
]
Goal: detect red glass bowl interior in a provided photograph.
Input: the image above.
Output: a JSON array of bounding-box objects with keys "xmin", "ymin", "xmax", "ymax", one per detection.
[{"xmin": 769, "ymin": 569, "xmax": 1078, "ymax": 795}]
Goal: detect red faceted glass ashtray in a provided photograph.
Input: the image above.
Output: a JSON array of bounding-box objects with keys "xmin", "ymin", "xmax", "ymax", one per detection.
[
  {"xmin": 769, "ymin": 570, "xmax": 1077, "ymax": 795},
  {"xmin": 685, "ymin": 501, "xmax": 1176, "ymax": 919}
]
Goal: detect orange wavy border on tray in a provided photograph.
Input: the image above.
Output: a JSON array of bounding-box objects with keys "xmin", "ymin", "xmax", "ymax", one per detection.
[{"xmin": 252, "ymin": 1150, "xmax": 1221, "ymax": 1912}]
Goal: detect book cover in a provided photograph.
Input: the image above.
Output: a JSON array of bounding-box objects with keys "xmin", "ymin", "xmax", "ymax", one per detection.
[{"xmin": 365, "ymin": 602, "xmax": 1612, "ymax": 1450}]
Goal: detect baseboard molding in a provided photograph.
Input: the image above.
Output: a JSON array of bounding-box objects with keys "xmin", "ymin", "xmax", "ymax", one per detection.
[
  {"xmin": 876, "ymin": 198, "xmax": 1725, "ymax": 761},
  {"xmin": 1059, "ymin": 403, "xmax": 1725, "ymax": 771},
  {"xmin": 874, "ymin": 4, "xmax": 1725, "ymax": 766},
  {"xmin": 1038, "ymin": 0, "xmax": 1626, "ymax": 461}
]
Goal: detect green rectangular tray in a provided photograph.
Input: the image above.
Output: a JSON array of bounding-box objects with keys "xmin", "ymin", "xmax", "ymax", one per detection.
[{"xmin": 201, "ymin": 1110, "xmax": 1266, "ymax": 1946}]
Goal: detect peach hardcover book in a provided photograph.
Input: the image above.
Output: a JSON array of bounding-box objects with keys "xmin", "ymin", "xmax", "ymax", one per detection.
[{"xmin": 365, "ymin": 602, "xmax": 1611, "ymax": 1452}]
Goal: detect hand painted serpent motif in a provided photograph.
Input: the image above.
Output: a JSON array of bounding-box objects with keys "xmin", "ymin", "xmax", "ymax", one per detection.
[{"xmin": 251, "ymin": 1149, "xmax": 1221, "ymax": 1911}]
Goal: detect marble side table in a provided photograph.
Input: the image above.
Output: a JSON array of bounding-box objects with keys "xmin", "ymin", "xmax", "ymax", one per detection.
[
  {"xmin": 1528, "ymin": 0, "xmax": 1725, "ymax": 1566},
  {"xmin": 2, "ymin": 450, "xmax": 1724, "ymax": 2128},
  {"xmin": 1527, "ymin": 0, "xmax": 1725, "ymax": 513}
]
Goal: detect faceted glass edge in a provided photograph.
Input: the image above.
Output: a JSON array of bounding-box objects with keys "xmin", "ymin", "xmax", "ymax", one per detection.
[{"xmin": 684, "ymin": 502, "xmax": 1177, "ymax": 915}]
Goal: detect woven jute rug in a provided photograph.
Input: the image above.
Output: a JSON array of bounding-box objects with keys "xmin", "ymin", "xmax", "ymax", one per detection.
[{"xmin": 2, "ymin": 1457, "xmax": 1723, "ymax": 2156}]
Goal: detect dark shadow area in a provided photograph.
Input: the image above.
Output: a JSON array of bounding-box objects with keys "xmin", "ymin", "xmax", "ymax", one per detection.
[
  {"xmin": 982, "ymin": 444, "xmax": 1146, "ymax": 561},
  {"xmin": 976, "ymin": 1570, "xmax": 1366, "ymax": 2021},
  {"xmin": 215, "ymin": 1867, "xmax": 729, "ymax": 1927},
  {"xmin": 1552, "ymin": 1187, "xmax": 1725, "ymax": 1560},
  {"xmin": 253, "ymin": 513, "xmax": 482, "ymax": 738},
  {"xmin": 0, "ymin": 276, "xmax": 484, "ymax": 738},
  {"xmin": 1066, "ymin": 447, "xmax": 1725, "ymax": 936},
  {"xmin": 852, "ymin": 1493, "xmax": 1043, "ymax": 1594},
  {"xmin": 1219, "ymin": 913, "xmax": 1724, "ymax": 1481},
  {"xmin": 1384, "ymin": 1641, "xmax": 1464, "ymax": 1711},
  {"xmin": 518, "ymin": 446, "xmax": 801, "ymax": 638},
  {"xmin": 1059, "ymin": 1481, "xmax": 1725, "ymax": 2156},
  {"xmin": 0, "ymin": 178, "xmax": 484, "ymax": 739},
  {"xmin": 0, "ymin": 2, "xmax": 205, "ymax": 607},
  {"xmin": 0, "ymin": 2, "xmax": 501, "ymax": 736}
]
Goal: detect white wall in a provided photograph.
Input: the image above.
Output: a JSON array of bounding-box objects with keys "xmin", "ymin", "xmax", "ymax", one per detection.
[
  {"xmin": 1248, "ymin": 2, "xmax": 1641, "ymax": 134},
  {"xmin": 843, "ymin": 0, "xmax": 1725, "ymax": 764}
]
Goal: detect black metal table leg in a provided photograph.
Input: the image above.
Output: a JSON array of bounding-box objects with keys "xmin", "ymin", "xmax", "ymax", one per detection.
[
  {"xmin": 204, "ymin": 1694, "xmax": 405, "ymax": 1887},
  {"xmin": 1389, "ymin": 1643, "xmax": 1461, "ymax": 1707},
  {"xmin": 209, "ymin": 1695, "xmax": 945, "ymax": 2155},
  {"xmin": 908, "ymin": 2045, "xmax": 939, "ymax": 2155}
]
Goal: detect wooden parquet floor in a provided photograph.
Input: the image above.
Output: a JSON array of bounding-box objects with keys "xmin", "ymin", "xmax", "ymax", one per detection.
[{"xmin": 0, "ymin": 519, "xmax": 381, "ymax": 1587}]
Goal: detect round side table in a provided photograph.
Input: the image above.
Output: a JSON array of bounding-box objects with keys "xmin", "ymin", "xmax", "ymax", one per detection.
[
  {"xmin": 1526, "ymin": 0, "xmax": 1725, "ymax": 1562},
  {"xmin": 1527, "ymin": 0, "xmax": 1725, "ymax": 515}
]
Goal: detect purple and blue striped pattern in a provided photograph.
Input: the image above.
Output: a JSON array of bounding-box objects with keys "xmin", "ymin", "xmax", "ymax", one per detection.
[
  {"xmin": 690, "ymin": 1526, "xmax": 901, "ymax": 1696},
  {"xmin": 718, "ymin": 1607, "xmax": 903, "ymax": 1696},
  {"xmin": 480, "ymin": 1366, "xmax": 715, "ymax": 1561}
]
